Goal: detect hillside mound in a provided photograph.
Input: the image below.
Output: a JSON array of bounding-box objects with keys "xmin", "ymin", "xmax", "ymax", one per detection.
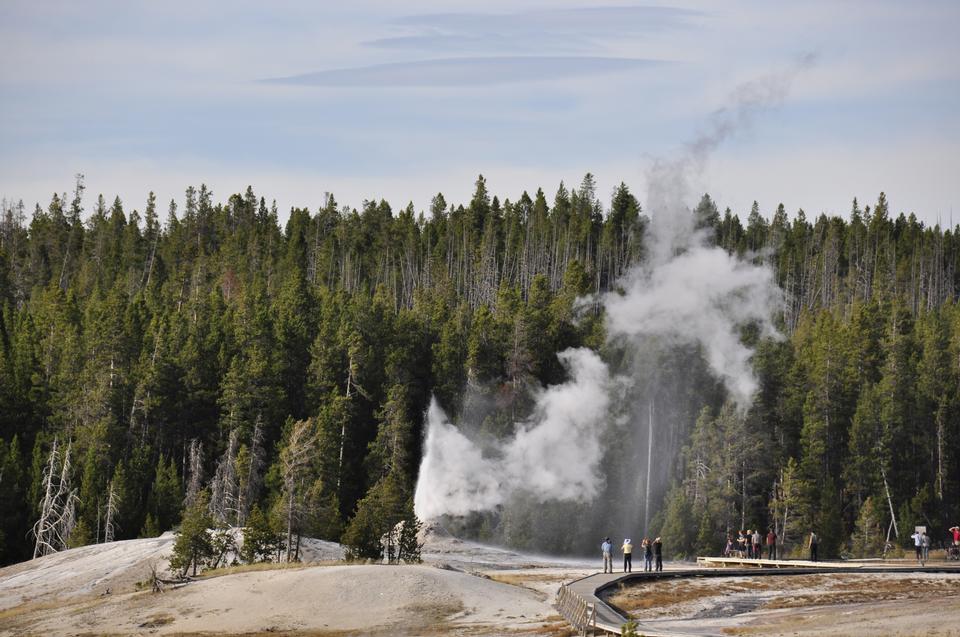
[{"xmin": 1, "ymin": 563, "xmax": 551, "ymax": 635}]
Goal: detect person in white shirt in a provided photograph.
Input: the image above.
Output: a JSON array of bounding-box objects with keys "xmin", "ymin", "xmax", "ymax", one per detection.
[{"xmin": 910, "ymin": 530, "xmax": 924, "ymax": 565}]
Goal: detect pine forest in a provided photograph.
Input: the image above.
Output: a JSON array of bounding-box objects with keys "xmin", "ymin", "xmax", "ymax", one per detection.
[{"xmin": 0, "ymin": 173, "xmax": 958, "ymax": 565}]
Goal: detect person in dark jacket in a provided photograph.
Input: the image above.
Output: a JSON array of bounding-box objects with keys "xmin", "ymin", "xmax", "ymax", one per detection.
[
  {"xmin": 808, "ymin": 531, "xmax": 819, "ymax": 562},
  {"xmin": 766, "ymin": 528, "xmax": 777, "ymax": 560},
  {"xmin": 653, "ymin": 536, "xmax": 663, "ymax": 572}
]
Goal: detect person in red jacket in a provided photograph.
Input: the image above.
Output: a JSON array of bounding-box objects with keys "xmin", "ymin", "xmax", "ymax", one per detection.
[{"xmin": 766, "ymin": 528, "xmax": 777, "ymax": 560}]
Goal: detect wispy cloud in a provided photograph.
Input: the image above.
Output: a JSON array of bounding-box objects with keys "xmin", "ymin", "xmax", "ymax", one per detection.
[
  {"xmin": 262, "ymin": 56, "xmax": 663, "ymax": 87},
  {"xmin": 365, "ymin": 5, "xmax": 702, "ymax": 53}
]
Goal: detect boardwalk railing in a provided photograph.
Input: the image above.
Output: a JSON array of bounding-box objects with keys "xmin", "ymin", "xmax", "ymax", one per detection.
[{"xmin": 556, "ymin": 583, "xmax": 596, "ymax": 635}]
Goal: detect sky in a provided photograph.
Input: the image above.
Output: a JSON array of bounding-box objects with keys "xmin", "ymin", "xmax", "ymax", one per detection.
[{"xmin": 1, "ymin": 0, "xmax": 958, "ymax": 225}]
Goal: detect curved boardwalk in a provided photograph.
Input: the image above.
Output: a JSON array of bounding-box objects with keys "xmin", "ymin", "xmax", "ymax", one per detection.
[{"xmin": 557, "ymin": 561, "xmax": 960, "ymax": 636}]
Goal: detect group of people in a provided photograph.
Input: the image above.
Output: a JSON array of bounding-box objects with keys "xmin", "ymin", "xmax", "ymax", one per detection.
[
  {"xmin": 909, "ymin": 529, "xmax": 932, "ymax": 565},
  {"xmin": 597, "ymin": 524, "xmax": 960, "ymax": 573},
  {"xmin": 601, "ymin": 536, "xmax": 662, "ymax": 573},
  {"xmin": 724, "ymin": 528, "xmax": 778, "ymax": 560}
]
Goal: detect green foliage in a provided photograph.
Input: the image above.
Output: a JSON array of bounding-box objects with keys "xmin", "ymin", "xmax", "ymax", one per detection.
[
  {"xmin": 341, "ymin": 497, "xmax": 383, "ymax": 562},
  {"xmin": 397, "ymin": 513, "xmax": 424, "ymax": 564},
  {"xmin": 140, "ymin": 512, "xmax": 161, "ymax": 538},
  {"xmin": 659, "ymin": 484, "xmax": 695, "ymax": 559},
  {"xmin": 68, "ymin": 518, "xmax": 92, "ymax": 548},
  {"xmin": 170, "ymin": 491, "xmax": 214, "ymax": 577},
  {"xmin": 150, "ymin": 455, "xmax": 182, "ymax": 533},
  {"xmin": 850, "ymin": 497, "xmax": 885, "ymax": 558},
  {"xmin": 241, "ymin": 505, "xmax": 283, "ymax": 564},
  {"xmin": 341, "ymin": 472, "xmax": 409, "ymax": 562},
  {"xmin": 1, "ymin": 182, "xmax": 960, "ymax": 567}
]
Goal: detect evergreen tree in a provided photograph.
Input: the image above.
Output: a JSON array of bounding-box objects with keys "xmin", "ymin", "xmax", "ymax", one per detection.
[{"xmin": 170, "ymin": 490, "xmax": 214, "ymax": 577}]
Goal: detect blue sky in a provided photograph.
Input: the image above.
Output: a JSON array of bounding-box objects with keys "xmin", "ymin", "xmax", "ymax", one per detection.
[{"xmin": 1, "ymin": 0, "xmax": 957, "ymax": 225}]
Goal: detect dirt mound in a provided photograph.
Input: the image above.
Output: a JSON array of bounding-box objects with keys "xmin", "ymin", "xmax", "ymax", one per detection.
[
  {"xmin": 0, "ymin": 533, "xmax": 175, "ymax": 611},
  {"xmin": 1, "ymin": 564, "xmax": 552, "ymax": 636}
]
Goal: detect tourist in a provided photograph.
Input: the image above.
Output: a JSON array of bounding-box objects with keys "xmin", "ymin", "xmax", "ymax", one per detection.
[
  {"xmin": 738, "ymin": 530, "xmax": 748, "ymax": 558},
  {"xmin": 653, "ymin": 536, "xmax": 663, "ymax": 572},
  {"xmin": 746, "ymin": 530, "xmax": 753, "ymax": 558},
  {"xmin": 622, "ymin": 538, "xmax": 633, "ymax": 573},
  {"xmin": 766, "ymin": 528, "xmax": 777, "ymax": 560},
  {"xmin": 642, "ymin": 537, "xmax": 653, "ymax": 572},
  {"xmin": 921, "ymin": 530, "xmax": 930, "ymax": 563},
  {"xmin": 601, "ymin": 537, "xmax": 613, "ymax": 574},
  {"xmin": 910, "ymin": 529, "xmax": 924, "ymax": 566},
  {"xmin": 808, "ymin": 531, "xmax": 819, "ymax": 562},
  {"xmin": 752, "ymin": 529, "xmax": 762, "ymax": 560},
  {"xmin": 724, "ymin": 533, "xmax": 734, "ymax": 558}
]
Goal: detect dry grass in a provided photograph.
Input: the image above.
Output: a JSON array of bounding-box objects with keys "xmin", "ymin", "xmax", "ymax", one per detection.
[
  {"xmin": 487, "ymin": 573, "xmax": 568, "ymax": 587},
  {"xmin": 762, "ymin": 575, "xmax": 960, "ymax": 609},
  {"xmin": 197, "ymin": 560, "xmax": 341, "ymax": 579},
  {"xmin": 140, "ymin": 631, "xmax": 361, "ymax": 637},
  {"xmin": 603, "ymin": 576, "xmax": 832, "ymax": 613},
  {"xmin": 607, "ymin": 579, "xmax": 740, "ymax": 613},
  {"xmin": 519, "ymin": 618, "xmax": 578, "ymax": 636},
  {"xmin": 136, "ymin": 612, "xmax": 175, "ymax": 628},
  {"xmin": 0, "ymin": 598, "xmax": 71, "ymax": 622}
]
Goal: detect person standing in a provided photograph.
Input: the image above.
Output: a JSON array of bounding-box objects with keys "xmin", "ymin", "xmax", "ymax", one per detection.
[
  {"xmin": 921, "ymin": 531, "xmax": 930, "ymax": 563},
  {"xmin": 653, "ymin": 536, "xmax": 663, "ymax": 572},
  {"xmin": 642, "ymin": 537, "xmax": 653, "ymax": 572},
  {"xmin": 622, "ymin": 538, "xmax": 633, "ymax": 573},
  {"xmin": 752, "ymin": 529, "xmax": 762, "ymax": 560},
  {"xmin": 808, "ymin": 531, "xmax": 819, "ymax": 562},
  {"xmin": 910, "ymin": 529, "xmax": 924, "ymax": 566},
  {"xmin": 601, "ymin": 537, "xmax": 613, "ymax": 574},
  {"xmin": 766, "ymin": 528, "xmax": 777, "ymax": 561}
]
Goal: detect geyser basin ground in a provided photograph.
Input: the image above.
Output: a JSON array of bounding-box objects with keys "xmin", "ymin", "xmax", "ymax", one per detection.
[
  {"xmin": 2, "ymin": 528, "xmax": 959, "ymax": 636},
  {"xmin": 607, "ymin": 571, "xmax": 960, "ymax": 636}
]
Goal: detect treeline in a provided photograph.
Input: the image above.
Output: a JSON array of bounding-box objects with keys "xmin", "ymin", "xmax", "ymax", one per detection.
[
  {"xmin": 658, "ymin": 194, "xmax": 960, "ymax": 558},
  {"xmin": 0, "ymin": 174, "xmax": 958, "ymax": 564}
]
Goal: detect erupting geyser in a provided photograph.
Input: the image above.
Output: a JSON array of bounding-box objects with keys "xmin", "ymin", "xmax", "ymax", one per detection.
[
  {"xmin": 414, "ymin": 59, "xmax": 813, "ymax": 552},
  {"xmin": 414, "ymin": 348, "xmax": 612, "ymax": 520}
]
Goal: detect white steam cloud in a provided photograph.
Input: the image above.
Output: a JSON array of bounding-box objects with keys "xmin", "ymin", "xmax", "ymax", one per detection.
[
  {"xmin": 414, "ymin": 59, "xmax": 811, "ymax": 521},
  {"xmin": 414, "ymin": 348, "xmax": 611, "ymax": 520},
  {"xmin": 605, "ymin": 247, "xmax": 780, "ymax": 408}
]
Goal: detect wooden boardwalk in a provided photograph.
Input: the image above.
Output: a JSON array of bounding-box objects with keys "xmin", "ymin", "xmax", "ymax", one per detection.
[
  {"xmin": 556, "ymin": 562, "xmax": 960, "ymax": 636},
  {"xmin": 696, "ymin": 556, "xmax": 860, "ymax": 568}
]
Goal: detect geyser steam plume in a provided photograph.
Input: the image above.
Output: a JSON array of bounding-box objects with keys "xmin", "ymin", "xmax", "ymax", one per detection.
[
  {"xmin": 414, "ymin": 58, "xmax": 812, "ymax": 525},
  {"xmin": 415, "ymin": 349, "xmax": 611, "ymax": 520}
]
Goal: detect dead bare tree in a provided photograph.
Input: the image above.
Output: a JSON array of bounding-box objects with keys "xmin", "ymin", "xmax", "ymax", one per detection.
[
  {"xmin": 280, "ymin": 420, "xmax": 316, "ymax": 562},
  {"xmin": 104, "ymin": 481, "xmax": 120, "ymax": 543},
  {"xmin": 32, "ymin": 438, "xmax": 79, "ymax": 558},
  {"xmin": 237, "ymin": 419, "xmax": 265, "ymax": 526},
  {"xmin": 184, "ymin": 439, "xmax": 203, "ymax": 508},
  {"xmin": 209, "ymin": 430, "xmax": 239, "ymax": 525}
]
